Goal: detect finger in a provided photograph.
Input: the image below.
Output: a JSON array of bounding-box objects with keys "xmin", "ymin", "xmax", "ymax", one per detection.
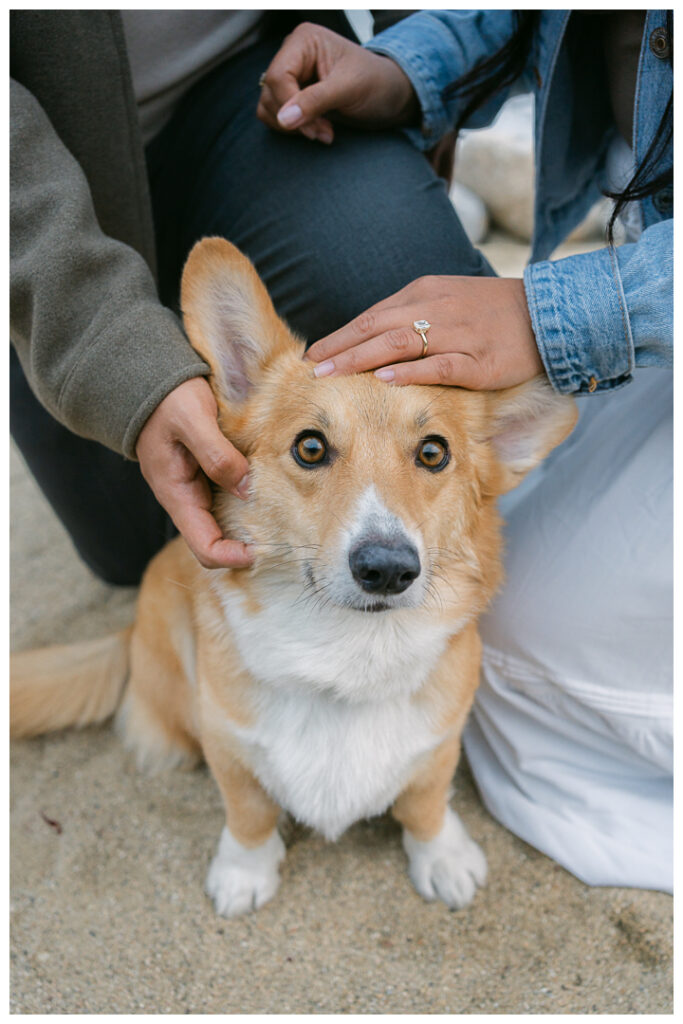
[
  {"xmin": 258, "ymin": 79, "xmax": 296, "ymax": 128},
  {"xmin": 173, "ymin": 501, "xmax": 254, "ymax": 570},
  {"xmin": 263, "ymin": 37, "xmax": 315, "ymax": 112},
  {"xmin": 259, "ymin": 83, "xmax": 334, "ymax": 142},
  {"xmin": 301, "ymin": 117, "xmax": 335, "ymax": 144},
  {"xmin": 277, "ymin": 78, "xmax": 344, "ymax": 130},
  {"xmin": 296, "ymin": 118, "xmax": 335, "ymax": 144},
  {"xmin": 373, "ymin": 352, "xmax": 483, "ymax": 389},
  {"xmin": 311, "ymin": 327, "xmax": 427, "ymax": 378},
  {"xmin": 307, "ymin": 301, "xmax": 427, "ymax": 367},
  {"xmin": 175, "ymin": 415, "xmax": 250, "ymax": 498},
  {"xmin": 256, "ymin": 84, "xmax": 281, "ymax": 129}
]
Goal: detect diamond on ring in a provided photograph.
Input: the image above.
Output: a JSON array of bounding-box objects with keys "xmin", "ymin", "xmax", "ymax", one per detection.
[{"xmin": 412, "ymin": 319, "xmax": 431, "ymax": 358}]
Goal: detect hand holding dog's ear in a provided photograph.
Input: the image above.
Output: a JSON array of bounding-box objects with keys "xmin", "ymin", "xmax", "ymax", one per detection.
[
  {"xmin": 256, "ymin": 23, "xmax": 418, "ymax": 145},
  {"xmin": 136, "ymin": 378, "xmax": 254, "ymax": 571}
]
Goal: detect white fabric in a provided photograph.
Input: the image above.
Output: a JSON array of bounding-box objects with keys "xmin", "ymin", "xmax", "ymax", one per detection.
[
  {"xmin": 464, "ymin": 367, "xmax": 672, "ymax": 892},
  {"xmin": 121, "ymin": 11, "xmax": 263, "ymax": 143}
]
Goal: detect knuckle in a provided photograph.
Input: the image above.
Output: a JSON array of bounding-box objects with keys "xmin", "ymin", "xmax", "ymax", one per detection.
[
  {"xmin": 293, "ymin": 21, "xmax": 315, "ymax": 40},
  {"xmin": 354, "ymin": 310, "xmax": 376, "ymax": 337},
  {"xmin": 434, "ymin": 354, "xmax": 454, "ymax": 384},
  {"xmin": 196, "ymin": 550, "xmax": 220, "ymax": 570},
  {"xmin": 205, "ymin": 449, "xmax": 236, "ymax": 482},
  {"xmin": 342, "ymin": 347, "xmax": 360, "ymax": 373},
  {"xmin": 387, "ymin": 328, "xmax": 413, "ymax": 354},
  {"xmin": 415, "ymin": 274, "xmax": 441, "ymax": 297}
]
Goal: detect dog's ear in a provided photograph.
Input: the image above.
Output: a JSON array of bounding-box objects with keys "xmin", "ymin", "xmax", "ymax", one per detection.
[
  {"xmin": 483, "ymin": 376, "xmax": 578, "ymax": 494},
  {"xmin": 180, "ymin": 237, "xmax": 299, "ymax": 405}
]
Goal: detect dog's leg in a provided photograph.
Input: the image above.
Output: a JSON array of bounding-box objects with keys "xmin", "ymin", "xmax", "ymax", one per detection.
[
  {"xmin": 392, "ymin": 734, "xmax": 487, "ymax": 910},
  {"xmin": 202, "ymin": 734, "xmax": 284, "ymax": 918},
  {"xmin": 117, "ymin": 538, "xmax": 203, "ymax": 772}
]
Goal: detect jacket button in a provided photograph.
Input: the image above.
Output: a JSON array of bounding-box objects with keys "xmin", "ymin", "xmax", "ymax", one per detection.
[
  {"xmin": 653, "ymin": 185, "xmax": 673, "ymax": 214},
  {"xmin": 650, "ymin": 27, "xmax": 671, "ymax": 60}
]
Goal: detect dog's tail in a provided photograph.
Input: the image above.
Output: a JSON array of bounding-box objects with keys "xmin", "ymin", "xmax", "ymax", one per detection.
[{"xmin": 10, "ymin": 628, "xmax": 132, "ymax": 739}]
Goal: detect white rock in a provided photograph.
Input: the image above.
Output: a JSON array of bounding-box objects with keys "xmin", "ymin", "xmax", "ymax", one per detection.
[
  {"xmin": 454, "ymin": 94, "xmax": 535, "ymax": 241},
  {"xmin": 448, "ymin": 181, "xmax": 490, "ymax": 244},
  {"xmin": 454, "ymin": 93, "xmax": 613, "ymax": 244}
]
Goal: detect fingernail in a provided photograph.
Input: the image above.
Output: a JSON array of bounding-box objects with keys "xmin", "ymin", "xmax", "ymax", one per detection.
[
  {"xmin": 233, "ymin": 473, "xmax": 250, "ymax": 499},
  {"xmin": 277, "ymin": 103, "xmax": 303, "ymax": 127},
  {"xmin": 317, "ymin": 130, "xmax": 333, "ymax": 145},
  {"xmin": 299, "ymin": 124, "xmax": 318, "ymax": 141},
  {"xmin": 313, "ymin": 360, "xmax": 335, "ymax": 378},
  {"xmin": 375, "ymin": 368, "xmax": 395, "ymax": 382}
]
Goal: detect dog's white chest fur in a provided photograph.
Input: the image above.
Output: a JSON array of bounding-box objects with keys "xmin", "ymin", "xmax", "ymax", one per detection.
[
  {"xmin": 236, "ymin": 687, "xmax": 440, "ymax": 839},
  {"xmin": 214, "ymin": 583, "xmax": 452, "ymax": 839}
]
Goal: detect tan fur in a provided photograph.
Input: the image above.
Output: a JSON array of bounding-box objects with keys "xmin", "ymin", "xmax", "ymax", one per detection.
[
  {"xmin": 11, "ymin": 238, "xmax": 577, "ymax": 912},
  {"xmin": 200, "ymin": 727, "xmax": 281, "ymax": 848},
  {"xmin": 11, "ymin": 629, "xmax": 131, "ymax": 739},
  {"xmin": 393, "ymin": 625, "xmax": 482, "ymax": 841},
  {"xmin": 392, "ymin": 733, "xmax": 463, "ymax": 842}
]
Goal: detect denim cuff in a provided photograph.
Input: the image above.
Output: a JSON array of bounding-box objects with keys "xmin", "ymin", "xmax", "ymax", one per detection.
[{"xmin": 523, "ymin": 247, "xmax": 635, "ymax": 395}]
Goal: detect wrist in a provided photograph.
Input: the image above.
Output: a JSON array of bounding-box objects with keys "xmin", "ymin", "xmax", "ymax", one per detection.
[{"xmin": 374, "ymin": 54, "xmax": 420, "ymax": 125}]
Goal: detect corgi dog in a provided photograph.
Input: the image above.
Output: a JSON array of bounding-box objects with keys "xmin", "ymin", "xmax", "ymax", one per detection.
[{"xmin": 11, "ymin": 239, "xmax": 577, "ymax": 918}]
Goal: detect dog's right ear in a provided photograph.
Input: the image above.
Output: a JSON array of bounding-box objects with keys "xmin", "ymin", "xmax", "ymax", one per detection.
[
  {"xmin": 481, "ymin": 376, "xmax": 578, "ymax": 494},
  {"xmin": 180, "ymin": 238, "xmax": 298, "ymax": 405}
]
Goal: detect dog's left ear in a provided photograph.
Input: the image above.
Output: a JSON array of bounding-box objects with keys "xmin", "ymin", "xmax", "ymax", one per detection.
[
  {"xmin": 483, "ymin": 376, "xmax": 578, "ymax": 494},
  {"xmin": 180, "ymin": 237, "xmax": 299, "ymax": 406}
]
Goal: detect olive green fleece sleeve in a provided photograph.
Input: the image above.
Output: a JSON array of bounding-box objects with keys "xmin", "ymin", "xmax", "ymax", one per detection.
[{"xmin": 10, "ymin": 78, "xmax": 210, "ymax": 459}]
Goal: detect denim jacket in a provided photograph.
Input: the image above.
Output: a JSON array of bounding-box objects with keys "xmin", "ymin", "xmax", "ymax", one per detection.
[{"xmin": 367, "ymin": 10, "xmax": 673, "ymax": 395}]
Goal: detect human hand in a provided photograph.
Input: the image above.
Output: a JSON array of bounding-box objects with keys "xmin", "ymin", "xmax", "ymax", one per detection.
[
  {"xmin": 305, "ymin": 276, "xmax": 544, "ymax": 390},
  {"xmin": 136, "ymin": 377, "xmax": 254, "ymax": 570},
  {"xmin": 256, "ymin": 22, "xmax": 418, "ymax": 144}
]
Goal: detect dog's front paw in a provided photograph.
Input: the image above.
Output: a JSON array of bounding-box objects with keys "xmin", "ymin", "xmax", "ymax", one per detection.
[
  {"xmin": 205, "ymin": 826, "xmax": 285, "ymax": 918},
  {"xmin": 403, "ymin": 807, "xmax": 487, "ymax": 910}
]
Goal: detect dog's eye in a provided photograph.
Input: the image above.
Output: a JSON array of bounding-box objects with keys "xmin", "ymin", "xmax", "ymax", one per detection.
[
  {"xmin": 416, "ymin": 436, "xmax": 450, "ymax": 472},
  {"xmin": 292, "ymin": 431, "xmax": 328, "ymax": 468}
]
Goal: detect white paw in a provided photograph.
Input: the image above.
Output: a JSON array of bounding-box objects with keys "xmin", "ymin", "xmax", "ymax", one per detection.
[
  {"xmin": 205, "ymin": 825, "xmax": 285, "ymax": 918},
  {"xmin": 403, "ymin": 807, "xmax": 487, "ymax": 910}
]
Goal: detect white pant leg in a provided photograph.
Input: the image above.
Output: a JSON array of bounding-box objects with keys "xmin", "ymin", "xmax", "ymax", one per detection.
[{"xmin": 464, "ymin": 368, "xmax": 672, "ymax": 891}]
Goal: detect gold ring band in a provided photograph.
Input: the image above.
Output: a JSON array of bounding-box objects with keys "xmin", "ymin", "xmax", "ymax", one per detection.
[
  {"xmin": 412, "ymin": 319, "xmax": 431, "ymax": 358},
  {"xmin": 258, "ymin": 72, "xmax": 267, "ymax": 88}
]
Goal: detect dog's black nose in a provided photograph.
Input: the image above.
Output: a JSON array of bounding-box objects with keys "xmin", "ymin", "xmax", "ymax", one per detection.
[{"xmin": 349, "ymin": 541, "xmax": 421, "ymax": 595}]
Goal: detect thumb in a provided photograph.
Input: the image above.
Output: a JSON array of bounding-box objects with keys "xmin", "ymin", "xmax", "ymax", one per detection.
[
  {"xmin": 277, "ymin": 78, "xmax": 341, "ymax": 129},
  {"xmin": 177, "ymin": 411, "xmax": 250, "ymax": 500}
]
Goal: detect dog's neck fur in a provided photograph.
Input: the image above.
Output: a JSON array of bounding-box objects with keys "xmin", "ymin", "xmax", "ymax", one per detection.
[{"xmin": 211, "ymin": 571, "xmax": 461, "ymax": 704}]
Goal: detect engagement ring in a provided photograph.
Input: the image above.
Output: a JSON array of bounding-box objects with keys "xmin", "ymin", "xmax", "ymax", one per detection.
[{"xmin": 413, "ymin": 319, "xmax": 431, "ymax": 358}]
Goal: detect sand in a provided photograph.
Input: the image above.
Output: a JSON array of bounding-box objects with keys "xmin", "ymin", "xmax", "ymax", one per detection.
[{"xmin": 10, "ymin": 235, "xmax": 672, "ymax": 1014}]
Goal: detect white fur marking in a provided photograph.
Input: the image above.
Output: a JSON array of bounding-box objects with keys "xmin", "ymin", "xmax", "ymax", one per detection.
[
  {"xmin": 326, "ymin": 486, "xmax": 427, "ymax": 610},
  {"xmin": 205, "ymin": 825, "xmax": 285, "ymax": 918},
  {"xmin": 403, "ymin": 807, "xmax": 487, "ymax": 909},
  {"xmin": 214, "ymin": 575, "xmax": 451, "ymax": 704},
  {"xmin": 230, "ymin": 687, "xmax": 443, "ymax": 839}
]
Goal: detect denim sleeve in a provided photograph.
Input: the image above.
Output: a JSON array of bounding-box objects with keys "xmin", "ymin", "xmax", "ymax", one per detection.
[
  {"xmin": 365, "ymin": 10, "xmax": 522, "ymax": 149},
  {"xmin": 523, "ymin": 219, "xmax": 673, "ymax": 395}
]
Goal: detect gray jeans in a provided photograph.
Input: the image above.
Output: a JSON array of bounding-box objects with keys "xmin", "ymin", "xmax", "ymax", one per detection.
[{"xmin": 11, "ymin": 34, "xmax": 493, "ymax": 584}]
